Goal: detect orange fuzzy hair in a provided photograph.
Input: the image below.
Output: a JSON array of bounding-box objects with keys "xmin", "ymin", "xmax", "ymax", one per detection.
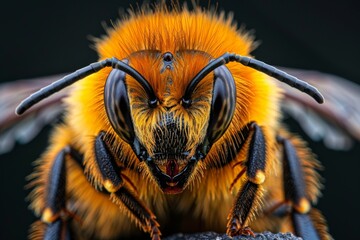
[
  {"xmin": 29, "ymin": 3, "xmax": 288, "ymax": 238},
  {"xmin": 64, "ymin": 3, "xmax": 281, "ymax": 187}
]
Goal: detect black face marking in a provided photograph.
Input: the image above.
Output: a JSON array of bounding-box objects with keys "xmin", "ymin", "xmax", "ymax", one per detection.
[{"xmin": 153, "ymin": 112, "xmax": 187, "ymax": 157}]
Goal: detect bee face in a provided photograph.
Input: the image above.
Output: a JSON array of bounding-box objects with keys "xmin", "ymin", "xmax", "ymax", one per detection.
[{"xmin": 104, "ymin": 50, "xmax": 236, "ymax": 193}]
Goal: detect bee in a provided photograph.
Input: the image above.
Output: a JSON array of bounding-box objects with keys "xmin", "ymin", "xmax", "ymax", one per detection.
[{"xmin": 6, "ymin": 2, "xmax": 360, "ymax": 240}]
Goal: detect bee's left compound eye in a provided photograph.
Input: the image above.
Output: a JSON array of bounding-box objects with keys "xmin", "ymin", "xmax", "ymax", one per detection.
[
  {"xmin": 104, "ymin": 67, "xmax": 135, "ymax": 144},
  {"xmin": 203, "ymin": 65, "xmax": 236, "ymax": 152}
]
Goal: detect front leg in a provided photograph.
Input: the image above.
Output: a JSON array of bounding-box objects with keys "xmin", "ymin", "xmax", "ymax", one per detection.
[
  {"xmin": 94, "ymin": 131, "xmax": 161, "ymax": 240},
  {"xmin": 227, "ymin": 122, "xmax": 267, "ymax": 236}
]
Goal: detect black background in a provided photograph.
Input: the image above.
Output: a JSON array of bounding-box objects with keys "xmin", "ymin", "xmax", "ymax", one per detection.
[{"xmin": 0, "ymin": 1, "xmax": 359, "ymax": 239}]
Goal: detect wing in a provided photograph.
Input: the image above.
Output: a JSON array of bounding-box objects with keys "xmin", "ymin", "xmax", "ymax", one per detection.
[
  {"xmin": 277, "ymin": 67, "xmax": 360, "ymax": 150},
  {"xmin": 0, "ymin": 74, "xmax": 68, "ymax": 154}
]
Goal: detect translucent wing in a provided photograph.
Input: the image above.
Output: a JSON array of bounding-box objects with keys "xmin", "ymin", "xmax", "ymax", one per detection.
[
  {"xmin": 277, "ymin": 67, "xmax": 360, "ymax": 150},
  {"xmin": 0, "ymin": 74, "xmax": 68, "ymax": 154}
]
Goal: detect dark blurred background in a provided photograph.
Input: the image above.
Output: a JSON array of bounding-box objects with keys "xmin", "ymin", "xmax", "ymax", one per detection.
[{"xmin": 0, "ymin": 1, "xmax": 359, "ymax": 239}]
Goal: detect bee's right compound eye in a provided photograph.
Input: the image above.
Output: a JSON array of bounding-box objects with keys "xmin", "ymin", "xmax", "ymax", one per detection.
[{"xmin": 104, "ymin": 68, "xmax": 135, "ymax": 144}]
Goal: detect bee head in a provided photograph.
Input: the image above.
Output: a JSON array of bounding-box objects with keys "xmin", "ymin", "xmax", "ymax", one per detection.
[
  {"xmin": 16, "ymin": 50, "xmax": 322, "ymax": 194},
  {"xmin": 104, "ymin": 50, "xmax": 236, "ymax": 194}
]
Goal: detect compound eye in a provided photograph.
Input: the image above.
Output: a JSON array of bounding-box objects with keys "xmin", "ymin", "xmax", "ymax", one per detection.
[
  {"xmin": 206, "ymin": 65, "xmax": 236, "ymax": 145},
  {"xmin": 104, "ymin": 67, "xmax": 135, "ymax": 144}
]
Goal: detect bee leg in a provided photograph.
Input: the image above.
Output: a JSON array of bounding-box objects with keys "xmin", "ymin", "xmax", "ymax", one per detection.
[
  {"xmin": 111, "ymin": 188, "xmax": 161, "ymax": 240},
  {"xmin": 277, "ymin": 136, "xmax": 329, "ymax": 240},
  {"xmin": 95, "ymin": 132, "xmax": 161, "ymax": 240},
  {"xmin": 227, "ymin": 122, "xmax": 266, "ymax": 237},
  {"xmin": 38, "ymin": 146, "xmax": 80, "ymax": 240}
]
